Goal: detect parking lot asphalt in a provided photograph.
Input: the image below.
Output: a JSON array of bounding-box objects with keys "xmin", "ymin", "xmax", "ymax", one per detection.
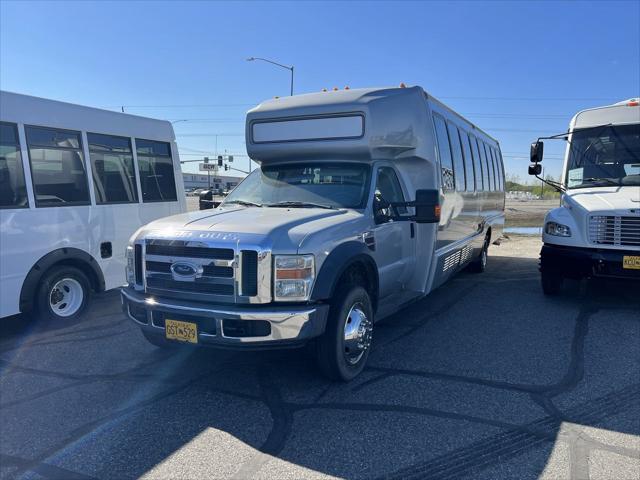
[{"xmin": 0, "ymin": 236, "xmax": 638, "ymax": 480}]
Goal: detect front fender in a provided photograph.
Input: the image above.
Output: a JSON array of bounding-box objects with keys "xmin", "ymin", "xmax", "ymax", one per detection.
[{"xmin": 310, "ymin": 241, "xmax": 379, "ymax": 309}]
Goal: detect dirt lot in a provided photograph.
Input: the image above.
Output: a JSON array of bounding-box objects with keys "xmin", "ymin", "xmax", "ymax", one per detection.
[
  {"xmin": 505, "ymin": 199, "xmax": 559, "ymax": 228},
  {"xmin": 1, "ymin": 236, "xmax": 638, "ymax": 480}
]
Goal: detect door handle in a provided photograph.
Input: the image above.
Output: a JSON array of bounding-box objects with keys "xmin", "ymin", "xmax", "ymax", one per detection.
[{"xmin": 410, "ymin": 223, "xmax": 415, "ymax": 238}]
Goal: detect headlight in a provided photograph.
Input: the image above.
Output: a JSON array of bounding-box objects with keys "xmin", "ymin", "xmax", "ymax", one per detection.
[
  {"xmin": 545, "ymin": 222, "xmax": 571, "ymax": 237},
  {"xmin": 125, "ymin": 245, "xmax": 135, "ymax": 284},
  {"xmin": 274, "ymin": 255, "xmax": 314, "ymax": 301}
]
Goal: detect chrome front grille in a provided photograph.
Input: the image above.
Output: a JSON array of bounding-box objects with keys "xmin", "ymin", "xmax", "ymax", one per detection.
[
  {"xmin": 141, "ymin": 239, "xmax": 261, "ymax": 303},
  {"xmin": 589, "ymin": 215, "xmax": 640, "ymax": 247}
]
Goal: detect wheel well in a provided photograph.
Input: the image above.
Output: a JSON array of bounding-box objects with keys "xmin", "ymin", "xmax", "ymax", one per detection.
[
  {"xmin": 335, "ymin": 260, "xmax": 378, "ymax": 312},
  {"xmin": 19, "ymin": 248, "xmax": 105, "ymax": 313},
  {"xmin": 486, "ymin": 227, "xmax": 492, "ymax": 245},
  {"xmin": 50, "ymin": 259, "xmax": 101, "ymax": 292}
]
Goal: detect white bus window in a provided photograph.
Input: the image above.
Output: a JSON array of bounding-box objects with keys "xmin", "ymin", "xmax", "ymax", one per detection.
[
  {"xmin": 459, "ymin": 129, "xmax": 475, "ymax": 192},
  {"xmin": 446, "ymin": 121, "xmax": 466, "ymax": 192},
  {"xmin": 469, "ymin": 134, "xmax": 484, "ymax": 191},
  {"xmin": 136, "ymin": 139, "xmax": 177, "ymax": 202},
  {"xmin": 88, "ymin": 133, "xmax": 138, "ymax": 204},
  {"xmin": 433, "ymin": 115, "xmax": 455, "ymax": 191},
  {"xmin": 0, "ymin": 122, "xmax": 28, "ymax": 208},
  {"xmin": 26, "ymin": 126, "xmax": 90, "ymax": 207}
]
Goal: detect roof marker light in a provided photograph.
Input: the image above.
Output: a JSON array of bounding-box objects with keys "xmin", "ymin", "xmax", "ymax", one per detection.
[
  {"xmin": 399, "ymin": 82, "xmax": 407, "ymax": 88},
  {"xmin": 321, "ymin": 88, "xmax": 327, "ymax": 92},
  {"xmin": 345, "ymin": 86, "xmax": 350, "ymax": 90},
  {"xmin": 628, "ymin": 99, "xmax": 639, "ymax": 106},
  {"xmin": 333, "ymin": 87, "xmax": 338, "ymax": 91}
]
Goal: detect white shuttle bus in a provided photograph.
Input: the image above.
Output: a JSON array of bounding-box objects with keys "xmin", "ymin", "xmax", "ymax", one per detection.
[
  {"xmin": 0, "ymin": 91, "xmax": 186, "ymax": 321},
  {"xmin": 529, "ymin": 98, "xmax": 640, "ymax": 294}
]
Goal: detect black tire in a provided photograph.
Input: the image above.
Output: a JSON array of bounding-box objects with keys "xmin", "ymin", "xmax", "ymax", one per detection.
[
  {"xmin": 541, "ymin": 268, "xmax": 564, "ymax": 295},
  {"xmin": 36, "ymin": 266, "xmax": 91, "ymax": 323},
  {"xmin": 316, "ymin": 286, "xmax": 373, "ymax": 382},
  {"xmin": 469, "ymin": 235, "xmax": 490, "ymax": 273}
]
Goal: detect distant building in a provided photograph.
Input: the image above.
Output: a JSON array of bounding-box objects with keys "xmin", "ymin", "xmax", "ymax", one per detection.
[{"xmin": 182, "ymin": 172, "xmax": 243, "ymax": 191}]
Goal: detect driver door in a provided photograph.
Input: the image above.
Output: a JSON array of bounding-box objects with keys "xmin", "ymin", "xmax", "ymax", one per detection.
[{"xmin": 371, "ymin": 166, "xmax": 416, "ymax": 300}]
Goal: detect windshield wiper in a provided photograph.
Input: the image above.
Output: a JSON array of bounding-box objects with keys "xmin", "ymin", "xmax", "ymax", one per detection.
[
  {"xmin": 582, "ymin": 177, "xmax": 620, "ymax": 186},
  {"xmin": 266, "ymin": 201, "xmax": 335, "ymax": 209},
  {"xmin": 224, "ymin": 200, "xmax": 262, "ymax": 207}
]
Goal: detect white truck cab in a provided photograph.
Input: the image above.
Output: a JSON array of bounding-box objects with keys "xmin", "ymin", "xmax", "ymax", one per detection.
[
  {"xmin": 121, "ymin": 86, "xmax": 506, "ymax": 380},
  {"xmin": 528, "ymin": 98, "xmax": 640, "ymax": 294}
]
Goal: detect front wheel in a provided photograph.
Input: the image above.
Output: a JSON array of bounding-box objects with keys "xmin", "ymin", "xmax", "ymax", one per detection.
[
  {"xmin": 316, "ymin": 286, "xmax": 373, "ymax": 382},
  {"xmin": 36, "ymin": 266, "xmax": 91, "ymax": 323}
]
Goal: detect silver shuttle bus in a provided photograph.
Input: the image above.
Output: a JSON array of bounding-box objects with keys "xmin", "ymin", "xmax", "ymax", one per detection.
[{"xmin": 122, "ymin": 86, "xmax": 505, "ymax": 380}]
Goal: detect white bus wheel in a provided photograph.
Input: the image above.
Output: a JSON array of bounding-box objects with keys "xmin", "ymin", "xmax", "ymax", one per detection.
[{"xmin": 37, "ymin": 266, "xmax": 91, "ymax": 322}]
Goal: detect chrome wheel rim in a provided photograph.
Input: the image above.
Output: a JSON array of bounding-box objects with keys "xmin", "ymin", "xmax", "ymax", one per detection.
[
  {"xmin": 49, "ymin": 278, "xmax": 83, "ymax": 317},
  {"xmin": 343, "ymin": 303, "xmax": 372, "ymax": 365}
]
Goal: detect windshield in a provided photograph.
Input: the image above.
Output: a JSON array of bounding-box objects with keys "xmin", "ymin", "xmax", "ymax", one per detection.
[
  {"xmin": 222, "ymin": 162, "xmax": 371, "ymax": 209},
  {"xmin": 566, "ymin": 124, "xmax": 640, "ymax": 189}
]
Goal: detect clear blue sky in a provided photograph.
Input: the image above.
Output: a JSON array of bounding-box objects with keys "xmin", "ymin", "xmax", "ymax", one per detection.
[{"xmin": 1, "ymin": 0, "xmax": 638, "ymax": 181}]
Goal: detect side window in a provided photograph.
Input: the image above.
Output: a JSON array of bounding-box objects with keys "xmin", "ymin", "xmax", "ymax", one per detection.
[
  {"xmin": 375, "ymin": 166, "xmax": 407, "ymax": 215},
  {"xmin": 136, "ymin": 139, "xmax": 177, "ymax": 202},
  {"xmin": 433, "ymin": 114, "xmax": 455, "ymax": 191},
  {"xmin": 487, "ymin": 144, "xmax": 498, "ymax": 191},
  {"xmin": 446, "ymin": 121, "xmax": 466, "ymax": 192},
  {"xmin": 469, "ymin": 135, "xmax": 484, "ymax": 191},
  {"xmin": 476, "ymin": 138, "xmax": 491, "ymax": 190},
  {"xmin": 495, "ymin": 148, "xmax": 504, "ymax": 191},
  {"xmin": 26, "ymin": 126, "xmax": 90, "ymax": 207},
  {"xmin": 0, "ymin": 122, "xmax": 28, "ymax": 208},
  {"xmin": 88, "ymin": 133, "xmax": 138, "ymax": 204},
  {"xmin": 459, "ymin": 129, "xmax": 475, "ymax": 192}
]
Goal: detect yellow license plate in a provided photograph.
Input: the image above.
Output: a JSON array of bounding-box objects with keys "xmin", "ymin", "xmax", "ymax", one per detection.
[
  {"xmin": 165, "ymin": 319, "xmax": 198, "ymax": 343},
  {"xmin": 622, "ymin": 256, "xmax": 640, "ymax": 270}
]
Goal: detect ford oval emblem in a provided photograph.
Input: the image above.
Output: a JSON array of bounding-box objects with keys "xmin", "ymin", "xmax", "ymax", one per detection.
[{"xmin": 170, "ymin": 262, "xmax": 202, "ymax": 281}]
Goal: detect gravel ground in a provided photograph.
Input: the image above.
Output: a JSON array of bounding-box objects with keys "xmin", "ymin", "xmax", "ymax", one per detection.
[{"xmin": 1, "ymin": 236, "xmax": 638, "ymax": 480}]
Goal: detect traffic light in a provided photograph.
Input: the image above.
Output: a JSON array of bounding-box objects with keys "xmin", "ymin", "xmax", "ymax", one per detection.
[
  {"xmin": 224, "ymin": 164, "xmax": 229, "ymax": 171},
  {"xmin": 217, "ymin": 156, "xmax": 223, "ymax": 167}
]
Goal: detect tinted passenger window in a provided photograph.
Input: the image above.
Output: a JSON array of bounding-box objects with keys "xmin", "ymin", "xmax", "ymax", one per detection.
[
  {"xmin": 26, "ymin": 126, "xmax": 89, "ymax": 206},
  {"xmin": 136, "ymin": 139, "xmax": 177, "ymax": 202},
  {"xmin": 469, "ymin": 135, "xmax": 483, "ymax": 191},
  {"xmin": 459, "ymin": 130, "xmax": 475, "ymax": 192},
  {"xmin": 486, "ymin": 144, "xmax": 497, "ymax": 191},
  {"xmin": 88, "ymin": 133, "xmax": 138, "ymax": 204},
  {"xmin": 0, "ymin": 122, "xmax": 28, "ymax": 208},
  {"xmin": 477, "ymin": 140, "xmax": 492, "ymax": 191},
  {"xmin": 494, "ymin": 148, "xmax": 504, "ymax": 191},
  {"xmin": 446, "ymin": 121, "xmax": 466, "ymax": 192},
  {"xmin": 433, "ymin": 115, "xmax": 455, "ymax": 191}
]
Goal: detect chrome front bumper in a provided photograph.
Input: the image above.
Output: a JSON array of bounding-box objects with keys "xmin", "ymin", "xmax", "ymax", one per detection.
[{"xmin": 121, "ymin": 287, "xmax": 329, "ymax": 349}]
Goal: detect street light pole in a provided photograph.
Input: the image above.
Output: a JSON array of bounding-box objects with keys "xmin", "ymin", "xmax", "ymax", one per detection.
[{"xmin": 247, "ymin": 57, "xmax": 294, "ymax": 96}]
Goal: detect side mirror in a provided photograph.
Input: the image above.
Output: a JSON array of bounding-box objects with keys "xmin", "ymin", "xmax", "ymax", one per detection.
[
  {"xmin": 530, "ymin": 141, "xmax": 544, "ymax": 163},
  {"xmin": 412, "ymin": 189, "xmax": 440, "ymax": 224},
  {"xmin": 528, "ymin": 163, "xmax": 542, "ymax": 176}
]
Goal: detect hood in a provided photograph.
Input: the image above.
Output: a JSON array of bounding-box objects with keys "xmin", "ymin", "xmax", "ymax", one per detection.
[
  {"xmin": 140, "ymin": 206, "xmax": 363, "ymax": 252},
  {"xmin": 565, "ymin": 186, "xmax": 640, "ymax": 214}
]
